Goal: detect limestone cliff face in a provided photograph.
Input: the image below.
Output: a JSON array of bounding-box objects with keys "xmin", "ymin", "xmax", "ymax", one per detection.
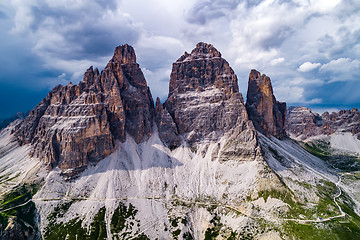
[
  {"xmin": 245, "ymin": 70, "xmax": 286, "ymax": 139},
  {"xmin": 156, "ymin": 42, "xmax": 257, "ymax": 159},
  {"xmin": 154, "ymin": 97, "xmax": 181, "ymax": 148},
  {"xmin": 287, "ymin": 106, "xmax": 360, "ymax": 140},
  {"xmin": 14, "ymin": 43, "xmax": 285, "ymax": 172},
  {"xmin": 101, "ymin": 44, "xmax": 154, "ymax": 143},
  {"xmin": 14, "ymin": 44, "xmax": 154, "ymax": 173}
]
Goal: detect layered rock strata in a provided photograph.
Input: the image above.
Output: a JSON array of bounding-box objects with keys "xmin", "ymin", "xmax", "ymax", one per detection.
[
  {"xmin": 245, "ymin": 69, "xmax": 286, "ymax": 139},
  {"xmin": 157, "ymin": 42, "xmax": 255, "ymax": 151},
  {"xmin": 287, "ymin": 106, "xmax": 360, "ymax": 140},
  {"xmin": 14, "ymin": 44, "xmax": 154, "ymax": 172},
  {"xmin": 14, "ymin": 42, "xmax": 279, "ymax": 171}
]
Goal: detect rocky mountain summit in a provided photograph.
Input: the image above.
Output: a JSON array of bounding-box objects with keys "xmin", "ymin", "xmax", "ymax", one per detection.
[
  {"xmin": 157, "ymin": 42, "xmax": 253, "ymax": 147},
  {"xmin": 13, "ymin": 44, "xmax": 154, "ymax": 174},
  {"xmin": 11, "ymin": 42, "xmax": 291, "ymax": 174},
  {"xmin": 287, "ymin": 106, "xmax": 360, "ymax": 140},
  {"xmin": 245, "ymin": 69, "xmax": 286, "ymax": 139}
]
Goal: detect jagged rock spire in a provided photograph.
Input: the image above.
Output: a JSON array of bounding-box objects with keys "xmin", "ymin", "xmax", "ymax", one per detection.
[
  {"xmin": 112, "ymin": 44, "xmax": 136, "ymax": 64},
  {"xmin": 168, "ymin": 42, "xmax": 239, "ymax": 97},
  {"xmin": 14, "ymin": 44, "xmax": 154, "ymax": 175},
  {"xmin": 245, "ymin": 69, "xmax": 286, "ymax": 138}
]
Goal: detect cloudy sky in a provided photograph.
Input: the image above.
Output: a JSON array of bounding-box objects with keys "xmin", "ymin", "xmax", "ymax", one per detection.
[{"xmin": 0, "ymin": 0, "xmax": 360, "ymax": 119}]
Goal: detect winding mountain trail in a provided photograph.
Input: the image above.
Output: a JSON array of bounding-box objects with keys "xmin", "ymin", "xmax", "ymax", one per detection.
[
  {"xmin": 2, "ymin": 173, "xmax": 346, "ymax": 228},
  {"xmin": 0, "ymin": 199, "xmax": 32, "ymax": 213},
  {"xmin": 283, "ymin": 173, "xmax": 345, "ymax": 224}
]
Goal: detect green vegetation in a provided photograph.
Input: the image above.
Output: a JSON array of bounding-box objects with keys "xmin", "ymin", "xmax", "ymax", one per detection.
[
  {"xmin": 45, "ymin": 201, "xmax": 150, "ymax": 240},
  {"xmin": 110, "ymin": 202, "xmax": 149, "ymax": 240},
  {"xmin": 282, "ymin": 180, "xmax": 339, "ymax": 220},
  {"xmin": 0, "ymin": 183, "xmax": 39, "ymax": 237},
  {"xmin": 282, "ymin": 218, "xmax": 360, "ymax": 240},
  {"xmin": 203, "ymin": 214, "xmax": 274, "ymax": 240},
  {"xmin": 303, "ymin": 140, "xmax": 360, "ymax": 172},
  {"xmin": 111, "ymin": 202, "xmax": 138, "ymax": 234},
  {"xmin": 281, "ymin": 178, "xmax": 360, "ymax": 240},
  {"xmin": 47, "ymin": 200, "xmax": 74, "ymax": 225},
  {"xmin": 45, "ymin": 207, "xmax": 107, "ymax": 240},
  {"xmin": 45, "ymin": 217, "xmax": 87, "ymax": 240},
  {"xmin": 183, "ymin": 231, "xmax": 194, "ymax": 240},
  {"xmin": 89, "ymin": 207, "xmax": 107, "ymax": 240},
  {"xmin": 204, "ymin": 214, "xmax": 222, "ymax": 239},
  {"xmin": 0, "ymin": 173, "xmax": 21, "ymax": 185},
  {"xmin": 257, "ymin": 188, "xmax": 294, "ymax": 205},
  {"xmin": 303, "ymin": 140, "xmax": 331, "ymax": 158},
  {"xmin": 172, "ymin": 228, "xmax": 181, "ymax": 238},
  {"xmin": 168, "ymin": 216, "xmax": 189, "ymax": 239}
]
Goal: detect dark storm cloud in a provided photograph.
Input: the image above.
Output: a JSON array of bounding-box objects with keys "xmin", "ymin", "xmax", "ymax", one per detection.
[
  {"xmin": 0, "ymin": 0, "xmax": 144, "ymax": 118},
  {"xmin": 327, "ymin": 29, "xmax": 360, "ymax": 59},
  {"xmin": 27, "ymin": 1, "xmax": 141, "ymax": 61},
  {"xmin": 309, "ymin": 81, "xmax": 360, "ymax": 107},
  {"xmin": 185, "ymin": 0, "xmax": 241, "ymax": 25},
  {"xmin": 0, "ymin": 83, "xmax": 48, "ymax": 119},
  {"xmin": 1, "ymin": 0, "xmax": 360, "ymax": 119},
  {"xmin": 260, "ymin": 26, "xmax": 294, "ymax": 50}
]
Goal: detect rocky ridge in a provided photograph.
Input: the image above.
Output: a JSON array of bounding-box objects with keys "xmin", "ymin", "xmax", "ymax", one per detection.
[
  {"xmin": 245, "ymin": 69, "xmax": 286, "ymax": 139},
  {"xmin": 13, "ymin": 42, "xmax": 286, "ymax": 173},
  {"xmin": 286, "ymin": 106, "xmax": 360, "ymax": 140},
  {"xmin": 156, "ymin": 42, "xmax": 260, "ymax": 161},
  {"xmin": 157, "ymin": 42, "xmax": 252, "ymax": 147},
  {"xmin": 14, "ymin": 44, "xmax": 154, "ymax": 173}
]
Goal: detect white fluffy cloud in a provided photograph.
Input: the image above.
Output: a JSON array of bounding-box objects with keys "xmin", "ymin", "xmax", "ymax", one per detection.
[
  {"xmin": 270, "ymin": 57, "xmax": 285, "ymax": 66},
  {"xmin": 9, "ymin": 0, "xmax": 142, "ymax": 82},
  {"xmin": 298, "ymin": 62, "xmax": 322, "ymax": 72}
]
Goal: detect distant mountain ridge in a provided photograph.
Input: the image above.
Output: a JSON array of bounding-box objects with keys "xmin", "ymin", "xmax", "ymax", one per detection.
[
  {"xmin": 286, "ymin": 106, "xmax": 360, "ymax": 140},
  {"xmin": 0, "ymin": 112, "xmax": 28, "ymax": 130}
]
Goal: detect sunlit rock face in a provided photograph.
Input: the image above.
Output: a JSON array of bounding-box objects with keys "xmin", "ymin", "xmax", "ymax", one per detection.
[
  {"xmin": 14, "ymin": 44, "xmax": 154, "ymax": 173},
  {"xmin": 245, "ymin": 69, "xmax": 286, "ymax": 139},
  {"xmin": 158, "ymin": 42, "xmax": 254, "ymax": 149}
]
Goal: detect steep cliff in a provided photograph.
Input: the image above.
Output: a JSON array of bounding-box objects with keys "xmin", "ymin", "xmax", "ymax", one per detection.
[
  {"xmin": 245, "ymin": 69, "xmax": 286, "ymax": 139},
  {"xmin": 14, "ymin": 44, "xmax": 154, "ymax": 173},
  {"xmin": 158, "ymin": 42, "xmax": 254, "ymax": 150}
]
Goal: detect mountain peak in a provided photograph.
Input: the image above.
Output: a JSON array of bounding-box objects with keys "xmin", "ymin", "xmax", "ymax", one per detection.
[
  {"xmin": 169, "ymin": 43, "xmax": 238, "ymax": 96},
  {"xmin": 249, "ymin": 69, "xmax": 262, "ymax": 80},
  {"xmin": 246, "ymin": 69, "xmax": 286, "ymax": 138},
  {"xmin": 14, "ymin": 43, "xmax": 154, "ymax": 174},
  {"xmin": 112, "ymin": 44, "xmax": 136, "ymax": 64},
  {"xmin": 161, "ymin": 43, "xmax": 251, "ymax": 146},
  {"xmin": 177, "ymin": 42, "xmax": 221, "ymax": 62}
]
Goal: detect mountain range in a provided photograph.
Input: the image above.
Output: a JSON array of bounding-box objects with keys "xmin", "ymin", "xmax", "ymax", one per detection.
[{"xmin": 0, "ymin": 43, "xmax": 359, "ymax": 240}]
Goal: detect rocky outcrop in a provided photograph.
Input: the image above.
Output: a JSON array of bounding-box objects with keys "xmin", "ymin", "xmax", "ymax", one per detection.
[
  {"xmin": 13, "ymin": 42, "xmax": 284, "ymax": 172},
  {"xmin": 245, "ymin": 69, "xmax": 286, "ymax": 139},
  {"xmin": 159, "ymin": 42, "xmax": 253, "ymax": 148},
  {"xmin": 14, "ymin": 44, "xmax": 154, "ymax": 173},
  {"xmin": 154, "ymin": 97, "xmax": 181, "ymax": 148},
  {"xmin": 285, "ymin": 106, "xmax": 323, "ymax": 139},
  {"xmin": 287, "ymin": 106, "xmax": 360, "ymax": 140}
]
